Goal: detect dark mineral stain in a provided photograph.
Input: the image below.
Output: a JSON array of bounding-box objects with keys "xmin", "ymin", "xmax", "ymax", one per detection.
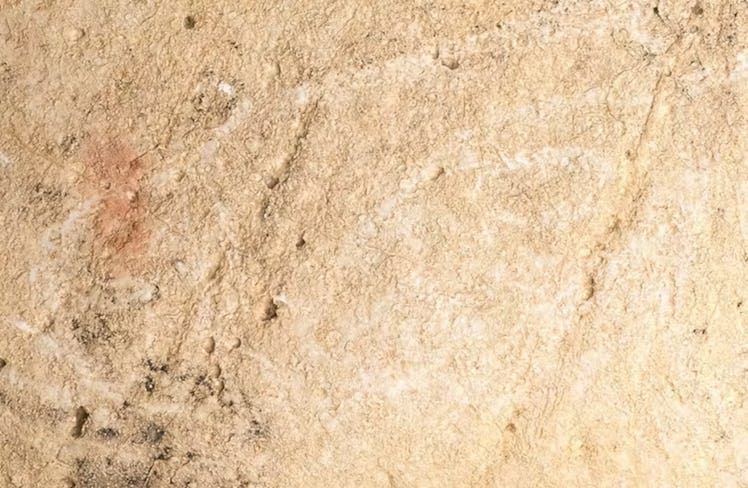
[
  {"xmin": 75, "ymin": 456, "xmax": 148, "ymax": 488},
  {"xmin": 71, "ymin": 314, "xmax": 113, "ymax": 347},
  {"xmin": 247, "ymin": 419, "xmax": 269, "ymax": 441},
  {"xmin": 154, "ymin": 446, "xmax": 172, "ymax": 460},
  {"xmin": 96, "ymin": 428, "xmax": 119, "ymax": 440},
  {"xmin": 141, "ymin": 422, "xmax": 165, "ymax": 444},
  {"xmin": 145, "ymin": 358, "xmax": 169, "ymax": 373}
]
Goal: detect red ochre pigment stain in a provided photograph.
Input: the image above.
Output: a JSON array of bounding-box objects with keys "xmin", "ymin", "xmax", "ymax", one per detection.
[{"xmin": 81, "ymin": 135, "xmax": 149, "ymax": 273}]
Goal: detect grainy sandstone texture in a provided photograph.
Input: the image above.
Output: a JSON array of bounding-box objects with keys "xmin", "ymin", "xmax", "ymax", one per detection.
[{"xmin": 2, "ymin": 0, "xmax": 748, "ymax": 486}]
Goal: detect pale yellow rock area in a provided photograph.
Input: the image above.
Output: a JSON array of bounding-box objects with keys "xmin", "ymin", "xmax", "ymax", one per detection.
[{"xmin": 2, "ymin": 1, "xmax": 748, "ymax": 486}]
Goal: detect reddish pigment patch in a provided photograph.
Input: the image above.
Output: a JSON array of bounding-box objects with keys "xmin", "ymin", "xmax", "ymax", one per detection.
[{"xmin": 81, "ymin": 135, "xmax": 149, "ymax": 274}]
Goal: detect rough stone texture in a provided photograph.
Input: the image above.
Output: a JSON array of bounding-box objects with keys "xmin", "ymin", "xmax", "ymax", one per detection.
[{"xmin": 2, "ymin": 0, "xmax": 748, "ymax": 486}]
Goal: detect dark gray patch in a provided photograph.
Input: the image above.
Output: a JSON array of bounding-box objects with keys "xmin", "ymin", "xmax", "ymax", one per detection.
[
  {"xmin": 141, "ymin": 422, "xmax": 165, "ymax": 444},
  {"xmin": 74, "ymin": 456, "xmax": 148, "ymax": 488},
  {"xmin": 145, "ymin": 358, "xmax": 169, "ymax": 373},
  {"xmin": 71, "ymin": 313, "xmax": 114, "ymax": 346},
  {"xmin": 59, "ymin": 134, "xmax": 80, "ymax": 156},
  {"xmin": 190, "ymin": 373, "xmax": 215, "ymax": 400},
  {"xmin": 96, "ymin": 427, "xmax": 119, "ymax": 440},
  {"xmin": 247, "ymin": 419, "xmax": 269, "ymax": 442},
  {"xmin": 25, "ymin": 182, "xmax": 66, "ymax": 224},
  {"xmin": 154, "ymin": 446, "xmax": 173, "ymax": 460},
  {"xmin": 0, "ymin": 62, "xmax": 13, "ymax": 84}
]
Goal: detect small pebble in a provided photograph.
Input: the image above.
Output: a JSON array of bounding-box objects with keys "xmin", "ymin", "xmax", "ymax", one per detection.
[
  {"xmin": 264, "ymin": 60, "xmax": 281, "ymax": 79},
  {"xmin": 422, "ymin": 165, "xmax": 445, "ymax": 182},
  {"xmin": 262, "ymin": 61, "xmax": 281, "ymax": 88},
  {"xmin": 229, "ymin": 337, "xmax": 241, "ymax": 349},
  {"xmin": 441, "ymin": 57, "xmax": 459, "ymax": 70},
  {"xmin": 203, "ymin": 337, "xmax": 215, "ymax": 354},
  {"xmin": 183, "ymin": 15, "xmax": 196, "ymax": 29},
  {"xmin": 63, "ymin": 27, "xmax": 84, "ymax": 43},
  {"xmin": 71, "ymin": 406, "xmax": 89, "ymax": 438},
  {"xmin": 579, "ymin": 275, "xmax": 595, "ymax": 301},
  {"xmin": 261, "ymin": 299, "xmax": 278, "ymax": 321},
  {"xmin": 263, "ymin": 175, "xmax": 279, "ymax": 189},
  {"xmin": 173, "ymin": 259, "xmax": 188, "ymax": 276},
  {"xmin": 431, "ymin": 44, "xmax": 440, "ymax": 59},
  {"xmin": 208, "ymin": 364, "xmax": 221, "ymax": 378}
]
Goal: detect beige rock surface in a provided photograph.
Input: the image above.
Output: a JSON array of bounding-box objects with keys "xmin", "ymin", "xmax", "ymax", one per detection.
[{"xmin": 2, "ymin": 0, "xmax": 748, "ymax": 486}]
